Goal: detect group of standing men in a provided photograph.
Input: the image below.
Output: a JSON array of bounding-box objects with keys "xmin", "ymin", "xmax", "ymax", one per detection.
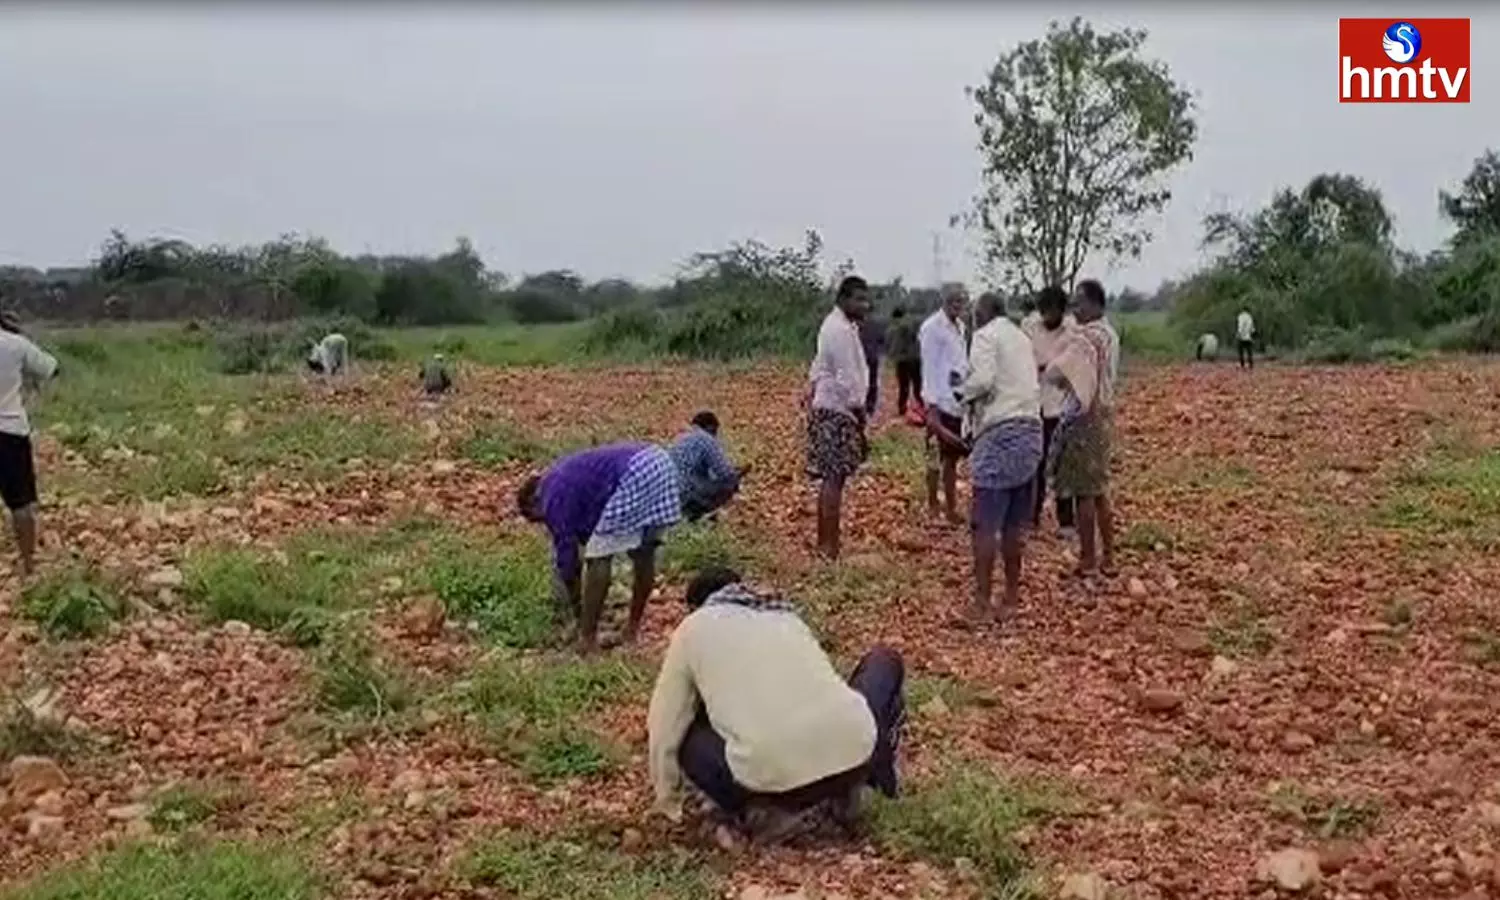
[{"xmin": 806, "ymin": 276, "xmax": 1121, "ymax": 624}]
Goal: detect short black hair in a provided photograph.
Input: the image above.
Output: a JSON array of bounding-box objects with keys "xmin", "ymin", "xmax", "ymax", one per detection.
[
  {"xmin": 891, "ymin": 305, "xmax": 906, "ymax": 319},
  {"xmin": 976, "ymin": 292, "xmax": 1005, "ymax": 319},
  {"xmin": 515, "ymin": 475, "xmax": 541, "ymax": 518},
  {"xmin": 690, "ymin": 410, "xmax": 719, "ymax": 433},
  {"xmin": 1077, "ymin": 279, "xmax": 1106, "ymax": 309},
  {"xmin": 1038, "ymin": 285, "xmax": 1068, "ymax": 313},
  {"xmin": 685, "ymin": 566, "xmax": 742, "ymax": 609},
  {"xmin": 836, "ymin": 275, "xmax": 868, "ymax": 301}
]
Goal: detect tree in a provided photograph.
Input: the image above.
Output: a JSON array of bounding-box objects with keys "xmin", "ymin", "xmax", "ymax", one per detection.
[
  {"xmin": 967, "ymin": 18, "xmax": 1197, "ymax": 295},
  {"xmin": 1440, "ymin": 149, "xmax": 1500, "ymax": 246}
]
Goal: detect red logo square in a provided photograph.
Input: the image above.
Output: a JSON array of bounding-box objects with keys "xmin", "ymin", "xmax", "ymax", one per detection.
[{"xmin": 1338, "ymin": 18, "xmax": 1471, "ymax": 103}]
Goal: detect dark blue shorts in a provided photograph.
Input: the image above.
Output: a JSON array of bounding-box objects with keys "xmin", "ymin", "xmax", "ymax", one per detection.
[{"xmin": 973, "ymin": 481, "xmax": 1035, "ymax": 534}]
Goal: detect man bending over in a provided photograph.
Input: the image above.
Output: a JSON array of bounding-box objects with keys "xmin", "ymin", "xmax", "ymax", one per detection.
[{"xmin": 670, "ymin": 411, "xmax": 750, "ymax": 522}]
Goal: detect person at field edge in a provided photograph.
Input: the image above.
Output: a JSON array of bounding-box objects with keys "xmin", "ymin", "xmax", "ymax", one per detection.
[
  {"xmin": 307, "ymin": 332, "xmax": 349, "ymax": 376},
  {"xmin": 647, "ymin": 566, "xmax": 904, "ymax": 840},
  {"xmin": 1197, "ymin": 333, "xmax": 1219, "ymax": 362},
  {"xmin": 0, "ymin": 311, "xmax": 60, "ymax": 576},
  {"xmin": 516, "ymin": 441, "xmax": 681, "ymax": 655},
  {"xmin": 960, "ymin": 293, "xmax": 1043, "ymax": 624},
  {"xmin": 859, "ymin": 311, "xmax": 887, "ymax": 418},
  {"xmin": 886, "ymin": 306, "xmax": 922, "ymax": 419},
  {"xmin": 918, "ymin": 284, "xmax": 970, "ymax": 524},
  {"xmin": 1236, "ymin": 308, "xmax": 1256, "ymax": 369},
  {"xmin": 803, "ymin": 275, "xmax": 872, "ymax": 561},
  {"xmin": 1020, "ymin": 285, "xmax": 1078, "ymax": 538},
  {"xmin": 1044, "ymin": 279, "xmax": 1118, "ymax": 581},
  {"xmin": 670, "ymin": 411, "xmax": 750, "ymax": 523},
  {"xmin": 421, "ymin": 353, "xmax": 452, "ymax": 395}
]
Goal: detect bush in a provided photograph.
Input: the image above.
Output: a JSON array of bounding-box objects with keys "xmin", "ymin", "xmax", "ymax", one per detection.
[
  {"xmin": 581, "ymin": 305, "xmax": 662, "ymax": 356},
  {"xmin": 20, "ymin": 564, "xmax": 126, "ymax": 639},
  {"xmin": 214, "ymin": 326, "xmax": 284, "ymax": 375}
]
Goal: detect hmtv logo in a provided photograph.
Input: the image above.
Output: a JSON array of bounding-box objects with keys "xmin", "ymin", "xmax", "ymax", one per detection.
[{"xmin": 1339, "ymin": 18, "xmax": 1470, "ymax": 102}]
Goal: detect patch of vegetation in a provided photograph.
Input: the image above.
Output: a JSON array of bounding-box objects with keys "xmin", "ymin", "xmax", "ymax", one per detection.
[
  {"xmin": 908, "ymin": 675, "xmax": 980, "ymax": 716},
  {"xmin": 1462, "ymin": 629, "xmax": 1500, "ymax": 667},
  {"xmin": 315, "ymin": 630, "xmax": 414, "ymax": 720},
  {"xmin": 1267, "ymin": 783, "xmax": 1381, "ymax": 839},
  {"xmin": 462, "ymin": 831, "xmax": 717, "ymax": 900},
  {"xmin": 0, "ymin": 699, "xmax": 85, "ymax": 761},
  {"xmin": 3, "ymin": 840, "xmax": 321, "ymax": 900},
  {"xmin": 1118, "ymin": 521, "xmax": 1179, "ymax": 553},
  {"xmin": 867, "ymin": 429, "xmax": 926, "ymax": 476},
  {"xmin": 427, "ymin": 536, "xmax": 557, "ymax": 648},
  {"xmin": 458, "ymin": 421, "xmax": 556, "ymax": 468},
  {"xmin": 184, "ymin": 547, "xmax": 343, "ymax": 644},
  {"xmin": 660, "ymin": 520, "xmax": 758, "ymax": 577},
  {"xmin": 1206, "ymin": 593, "xmax": 1276, "ymax": 658},
  {"xmin": 1162, "ymin": 746, "xmax": 1222, "ymax": 782},
  {"xmin": 868, "ymin": 765, "xmax": 1065, "ymax": 897},
  {"xmin": 1378, "ymin": 449, "xmax": 1500, "ymax": 549},
  {"xmin": 461, "ymin": 655, "xmax": 644, "ymax": 779},
  {"xmin": 148, "ymin": 782, "xmax": 242, "ymax": 833},
  {"xmin": 19, "ymin": 564, "xmax": 127, "ymax": 639}
]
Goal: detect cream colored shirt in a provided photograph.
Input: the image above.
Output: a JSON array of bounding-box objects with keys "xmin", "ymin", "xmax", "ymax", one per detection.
[
  {"xmin": 647, "ymin": 601, "xmax": 876, "ymax": 806},
  {"xmin": 961, "ymin": 316, "xmax": 1041, "ymax": 436},
  {"xmin": 1021, "ymin": 314, "xmax": 1075, "ymax": 418},
  {"xmin": 1237, "ymin": 311, "xmax": 1255, "ymax": 341},
  {"xmin": 808, "ymin": 307, "xmax": 869, "ymax": 414},
  {"xmin": 0, "ymin": 332, "xmax": 59, "ymax": 437}
]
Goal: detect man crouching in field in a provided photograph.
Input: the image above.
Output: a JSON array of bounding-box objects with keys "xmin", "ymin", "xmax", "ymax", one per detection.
[
  {"xmin": 517, "ymin": 442, "xmax": 681, "ymax": 655},
  {"xmin": 0, "ymin": 311, "xmax": 59, "ymax": 576},
  {"xmin": 306, "ymin": 332, "xmax": 348, "ymax": 376}
]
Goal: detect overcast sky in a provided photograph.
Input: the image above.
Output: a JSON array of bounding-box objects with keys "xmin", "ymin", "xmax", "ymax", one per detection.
[{"xmin": 0, "ymin": 4, "xmax": 1494, "ymax": 289}]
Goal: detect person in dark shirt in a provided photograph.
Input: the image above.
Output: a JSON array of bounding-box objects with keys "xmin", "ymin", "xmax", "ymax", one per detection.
[
  {"xmin": 886, "ymin": 307, "xmax": 921, "ymax": 417},
  {"xmin": 859, "ymin": 315, "xmax": 888, "ymax": 417}
]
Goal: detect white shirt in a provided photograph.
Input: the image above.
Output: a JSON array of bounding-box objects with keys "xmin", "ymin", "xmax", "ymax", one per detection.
[
  {"xmin": 1237, "ymin": 311, "xmax": 1255, "ymax": 341},
  {"xmin": 961, "ymin": 316, "xmax": 1041, "ymax": 436},
  {"xmin": 1102, "ymin": 317, "xmax": 1121, "ymax": 383},
  {"xmin": 808, "ymin": 307, "xmax": 869, "ymax": 413},
  {"xmin": 0, "ymin": 332, "xmax": 59, "ymax": 437},
  {"xmin": 310, "ymin": 333, "xmax": 348, "ymax": 372},
  {"xmin": 1021, "ymin": 313, "xmax": 1076, "ymax": 418},
  {"xmin": 918, "ymin": 311, "xmax": 968, "ymax": 417},
  {"xmin": 1199, "ymin": 334, "xmax": 1220, "ymax": 357},
  {"xmin": 647, "ymin": 601, "xmax": 876, "ymax": 805}
]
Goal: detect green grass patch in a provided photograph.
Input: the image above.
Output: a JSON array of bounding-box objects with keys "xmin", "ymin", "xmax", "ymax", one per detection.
[
  {"xmin": 1378, "ymin": 449, "xmax": 1500, "ymax": 549},
  {"xmin": 0, "ymin": 698, "xmax": 86, "ymax": 761},
  {"xmin": 1118, "ymin": 520, "xmax": 1179, "ymax": 553},
  {"xmin": 19, "ymin": 563, "xmax": 127, "ymax": 640},
  {"xmin": 908, "ymin": 675, "xmax": 980, "ymax": 716},
  {"xmin": 3, "ymin": 840, "xmax": 322, "ymax": 900},
  {"xmin": 427, "ymin": 535, "xmax": 557, "ymax": 647},
  {"xmin": 1206, "ymin": 592, "xmax": 1276, "ymax": 658},
  {"xmin": 460, "ymin": 655, "xmax": 644, "ymax": 780},
  {"xmin": 314, "ymin": 630, "xmax": 414, "ymax": 720},
  {"xmin": 461, "ymin": 831, "xmax": 717, "ymax": 900},
  {"xmin": 868, "ymin": 765, "xmax": 1066, "ymax": 897},
  {"xmin": 148, "ymin": 782, "xmax": 244, "ymax": 833},
  {"xmin": 659, "ymin": 520, "xmax": 759, "ymax": 577},
  {"xmin": 1267, "ymin": 783, "xmax": 1381, "ymax": 839},
  {"xmin": 1462, "ymin": 629, "xmax": 1500, "ymax": 667},
  {"xmin": 867, "ymin": 428, "xmax": 926, "ymax": 476},
  {"xmin": 457, "ymin": 420, "xmax": 557, "ymax": 468}
]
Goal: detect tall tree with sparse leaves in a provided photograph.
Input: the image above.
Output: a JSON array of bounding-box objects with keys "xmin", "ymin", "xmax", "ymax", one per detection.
[
  {"xmin": 966, "ymin": 18, "xmax": 1198, "ymax": 294},
  {"xmin": 1440, "ymin": 149, "xmax": 1500, "ymax": 246}
]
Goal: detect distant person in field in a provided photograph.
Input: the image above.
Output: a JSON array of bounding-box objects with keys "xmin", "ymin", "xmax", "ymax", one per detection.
[
  {"xmin": 804, "ymin": 275, "xmax": 872, "ymax": 561},
  {"xmin": 670, "ymin": 411, "xmax": 750, "ymax": 522},
  {"xmin": 886, "ymin": 306, "xmax": 922, "ymax": 419},
  {"xmin": 859, "ymin": 310, "xmax": 887, "ymax": 417},
  {"xmin": 647, "ymin": 566, "xmax": 904, "ymax": 838},
  {"xmin": 1020, "ymin": 285, "xmax": 1078, "ymax": 538},
  {"xmin": 1196, "ymin": 333, "xmax": 1219, "ymax": 361},
  {"xmin": 1044, "ymin": 279, "xmax": 1118, "ymax": 580},
  {"xmin": 918, "ymin": 284, "xmax": 970, "ymax": 524},
  {"xmin": 421, "ymin": 353, "xmax": 452, "ymax": 395},
  {"xmin": 516, "ymin": 442, "xmax": 681, "ymax": 655},
  {"xmin": 0, "ymin": 311, "xmax": 59, "ymax": 576},
  {"xmin": 1236, "ymin": 308, "xmax": 1256, "ymax": 369},
  {"xmin": 960, "ymin": 293, "xmax": 1042, "ymax": 624},
  {"xmin": 307, "ymin": 332, "xmax": 348, "ymax": 376}
]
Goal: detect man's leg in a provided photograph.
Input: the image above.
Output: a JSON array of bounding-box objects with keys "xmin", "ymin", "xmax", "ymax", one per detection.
[
  {"xmin": 924, "ymin": 433, "xmax": 941, "ymax": 516},
  {"xmin": 11, "ymin": 504, "xmax": 37, "ymax": 576},
  {"xmin": 970, "ymin": 490, "xmax": 998, "ymax": 619},
  {"xmin": 1034, "ymin": 418, "xmax": 1055, "ymax": 527},
  {"xmin": 895, "ymin": 363, "xmax": 910, "ymax": 416},
  {"xmin": 678, "ymin": 708, "xmax": 752, "ymax": 819},
  {"xmin": 578, "ymin": 556, "xmax": 612, "ymax": 654},
  {"xmin": 847, "ymin": 645, "xmax": 905, "ymax": 798},
  {"xmin": 623, "ymin": 538, "xmax": 658, "ymax": 643},
  {"xmin": 1096, "ymin": 490, "xmax": 1117, "ymax": 573},
  {"xmin": 999, "ymin": 481, "xmax": 1034, "ymax": 614},
  {"xmin": 817, "ymin": 475, "xmax": 845, "ymax": 560},
  {"xmin": 1076, "ymin": 496, "xmax": 1099, "ymax": 572},
  {"xmin": 941, "ymin": 454, "xmax": 961, "ymax": 524},
  {"xmin": 865, "ymin": 361, "xmax": 879, "ymax": 416}
]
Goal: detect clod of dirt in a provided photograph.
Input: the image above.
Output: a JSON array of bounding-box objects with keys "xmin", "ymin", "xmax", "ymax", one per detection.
[
  {"xmin": 1128, "ymin": 578, "xmax": 1148, "ymax": 598},
  {"xmin": 1059, "ymin": 871, "xmax": 1110, "ymax": 899},
  {"xmin": 1139, "ymin": 689, "xmax": 1184, "ymax": 714},
  {"xmin": 144, "ymin": 566, "xmax": 184, "ymax": 589},
  {"xmin": 920, "ymin": 695, "xmax": 952, "ymax": 718},
  {"xmin": 403, "ymin": 595, "xmax": 447, "ymax": 638},
  {"xmin": 1256, "ymin": 848, "xmax": 1321, "ymax": 892},
  {"xmin": 619, "ymin": 826, "xmax": 644, "ymax": 851},
  {"xmin": 1208, "ymin": 656, "xmax": 1239, "ymax": 680},
  {"xmin": 7, "ymin": 757, "xmax": 68, "ymax": 803},
  {"xmin": 32, "ymin": 790, "xmax": 65, "ymax": 816},
  {"xmin": 1281, "ymin": 731, "xmax": 1316, "ymax": 753}
]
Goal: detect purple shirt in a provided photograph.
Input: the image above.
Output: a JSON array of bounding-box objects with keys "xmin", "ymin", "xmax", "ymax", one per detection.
[{"xmin": 539, "ymin": 441, "xmax": 648, "ymax": 582}]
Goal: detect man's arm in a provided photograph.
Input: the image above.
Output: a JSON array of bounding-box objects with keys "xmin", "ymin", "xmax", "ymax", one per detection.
[
  {"xmin": 22, "ymin": 341, "xmax": 59, "ymax": 383},
  {"xmin": 646, "ymin": 626, "xmax": 699, "ymax": 815},
  {"xmin": 704, "ymin": 437, "xmax": 740, "ymax": 488},
  {"xmin": 958, "ymin": 327, "xmax": 997, "ymax": 404},
  {"xmin": 833, "ymin": 328, "xmax": 866, "ymax": 412}
]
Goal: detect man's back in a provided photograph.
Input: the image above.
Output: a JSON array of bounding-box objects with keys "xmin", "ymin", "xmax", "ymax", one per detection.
[
  {"xmin": 0, "ymin": 332, "xmax": 58, "ymax": 437},
  {"xmin": 669, "ymin": 603, "xmax": 874, "ymax": 792}
]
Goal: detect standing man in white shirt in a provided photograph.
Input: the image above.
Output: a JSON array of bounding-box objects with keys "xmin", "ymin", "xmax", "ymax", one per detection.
[
  {"xmin": 918, "ymin": 285, "xmax": 970, "ymax": 525},
  {"xmin": 1020, "ymin": 286, "xmax": 1078, "ymax": 537},
  {"xmin": 804, "ymin": 276, "xmax": 872, "ymax": 561},
  {"xmin": 1236, "ymin": 308, "xmax": 1256, "ymax": 370},
  {"xmin": 961, "ymin": 293, "xmax": 1044, "ymax": 623},
  {"xmin": 0, "ymin": 312, "xmax": 60, "ymax": 576}
]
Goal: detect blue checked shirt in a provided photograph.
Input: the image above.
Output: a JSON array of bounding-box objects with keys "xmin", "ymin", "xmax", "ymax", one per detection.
[
  {"xmin": 669, "ymin": 428, "xmax": 739, "ymax": 490},
  {"xmin": 591, "ymin": 445, "xmax": 682, "ymax": 539}
]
